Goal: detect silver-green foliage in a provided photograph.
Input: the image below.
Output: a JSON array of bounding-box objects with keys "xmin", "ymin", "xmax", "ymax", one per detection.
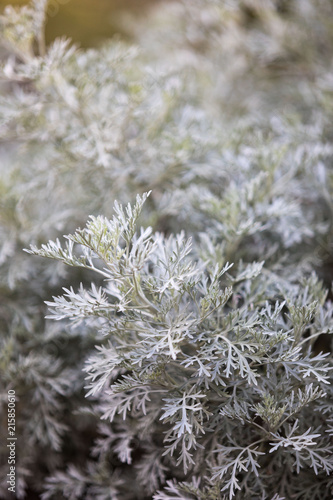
[
  {"xmin": 0, "ymin": 0, "xmax": 333, "ymax": 499},
  {"xmin": 28, "ymin": 193, "xmax": 333, "ymax": 499}
]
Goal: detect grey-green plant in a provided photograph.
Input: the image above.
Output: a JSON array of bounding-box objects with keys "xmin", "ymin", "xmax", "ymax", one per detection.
[
  {"xmin": 0, "ymin": 0, "xmax": 333, "ymax": 498},
  {"xmin": 27, "ymin": 192, "xmax": 333, "ymax": 500}
]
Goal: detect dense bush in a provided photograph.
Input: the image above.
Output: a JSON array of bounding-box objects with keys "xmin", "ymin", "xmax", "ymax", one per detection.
[{"xmin": 0, "ymin": 0, "xmax": 333, "ymax": 498}]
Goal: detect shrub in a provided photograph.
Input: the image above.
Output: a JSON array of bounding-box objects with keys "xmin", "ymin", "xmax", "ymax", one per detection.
[{"xmin": 0, "ymin": 1, "xmax": 332, "ymax": 498}]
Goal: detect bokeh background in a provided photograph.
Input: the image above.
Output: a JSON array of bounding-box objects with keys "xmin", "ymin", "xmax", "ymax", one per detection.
[{"xmin": 0, "ymin": 0, "xmax": 158, "ymax": 46}]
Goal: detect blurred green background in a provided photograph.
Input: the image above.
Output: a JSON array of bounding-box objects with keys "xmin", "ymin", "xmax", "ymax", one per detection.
[{"xmin": 0, "ymin": 0, "xmax": 157, "ymax": 46}]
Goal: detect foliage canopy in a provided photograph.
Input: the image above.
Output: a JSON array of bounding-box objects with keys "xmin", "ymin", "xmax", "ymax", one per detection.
[{"xmin": 0, "ymin": 0, "xmax": 333, "ymax": 498}]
